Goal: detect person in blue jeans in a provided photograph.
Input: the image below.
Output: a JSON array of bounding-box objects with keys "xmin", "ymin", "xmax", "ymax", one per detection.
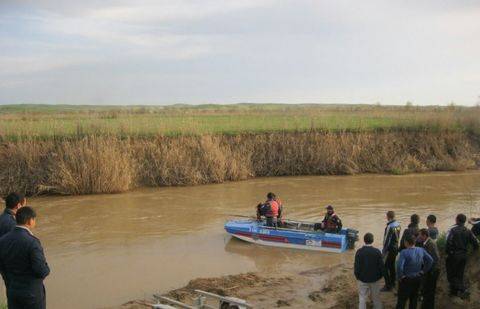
[{"xmin": 396, "ymin": 234, "xmax": 433, "ymax": 309}]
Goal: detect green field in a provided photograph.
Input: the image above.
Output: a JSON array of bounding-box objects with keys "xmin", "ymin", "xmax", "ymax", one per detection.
[{"xmin": 0, "ymin": 103, "xmax": 479, "ymax": 140}]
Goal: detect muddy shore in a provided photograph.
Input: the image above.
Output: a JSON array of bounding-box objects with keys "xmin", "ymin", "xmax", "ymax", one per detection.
[{"xmin": 115, "ymin": 250, "xmax": 480, "ymax": 309}]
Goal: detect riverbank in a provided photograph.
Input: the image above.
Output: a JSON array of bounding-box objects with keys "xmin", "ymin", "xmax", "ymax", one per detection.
[
  {"xmin": 1, "ymin": 130, "xmax": 479, "ymax": 196},
  {"xmin": 117, "ymin": 250, "xmax": 480, "ymax": 309}
]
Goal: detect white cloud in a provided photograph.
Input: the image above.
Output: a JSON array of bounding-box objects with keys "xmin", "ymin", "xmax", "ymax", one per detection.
[{"xmin": 87, "ymin": 0, "xmax": 275, "ymax": 23}]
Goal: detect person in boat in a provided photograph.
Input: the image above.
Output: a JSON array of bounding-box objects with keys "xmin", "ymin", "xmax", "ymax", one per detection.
[
  {"xmin": 399, "ymin": 214, "xmax": 420, "ymax": 251},
  {"xmin": 382, "ymin": 210, "xmax": 401, "ymax": 292},
  {"xmin": 319, "ymin": 205, "xmax": 342, "ymax": 233},
  {"xmin": 275, "ymin": 195, "xmax": 284, "ymax": 226},
  {"xmin": 256, "ymin": 192, "xmax": 281, "ymax": 227}
]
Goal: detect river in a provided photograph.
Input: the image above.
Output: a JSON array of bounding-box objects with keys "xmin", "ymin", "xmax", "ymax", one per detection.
[{"xmin": 1, "ymin": 171, "xmax": 479, "ymax": 308}]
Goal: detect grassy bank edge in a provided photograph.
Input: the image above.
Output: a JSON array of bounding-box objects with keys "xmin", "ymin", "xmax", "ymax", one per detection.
[{"xmin": 1, "ymin": 130, "xmax": 479, "ymax": 196}]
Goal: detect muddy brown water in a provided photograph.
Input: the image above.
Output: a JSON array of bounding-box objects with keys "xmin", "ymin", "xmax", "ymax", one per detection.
[{"xmin": 1, "ymin": 171, "xmax": 479, "ymax": 308}]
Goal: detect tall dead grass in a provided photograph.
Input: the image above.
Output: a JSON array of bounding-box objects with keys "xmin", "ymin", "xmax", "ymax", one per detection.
[
  {"xmin": 46, "ymin": 137, "xmax": 134, "ymax": 194},
  {"xmin": 0, "ymin": 131, "xmax": 478, "ymax": 196}
]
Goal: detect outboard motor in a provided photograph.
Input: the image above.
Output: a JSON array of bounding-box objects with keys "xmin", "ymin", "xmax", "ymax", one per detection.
[{"xmin": 346, "ymin": 228, "xmax": 359, "ymax": 249}]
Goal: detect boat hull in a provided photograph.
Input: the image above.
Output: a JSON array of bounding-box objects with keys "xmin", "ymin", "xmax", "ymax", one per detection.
[{"xmin": 225, "ymin": 219, "xmax": 352, "ymax": 253}]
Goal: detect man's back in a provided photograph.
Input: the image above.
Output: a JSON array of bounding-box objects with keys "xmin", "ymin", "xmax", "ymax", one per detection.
[
  {"xmin": 397, "ymin": 247, "xmax": 433, "ymax": 278},
  {"xmin": 354, "ymin": 246, "xmax": 384, "ymax": 283},
  {"xmin": 423, "ymin": 238, "xmax": 439, "ymax": 267},
  {"xmin": 400, "ymin": 224, "xmax": 419, "ymax": 250},
  {"xmin": 383, "ymin": 220, "xmax": 400, "ymax": 254},
  {"xmin": 427, "ymin": 227, "xmax": 439, "ymax": 240},
  {"xmin": 0, "ymin": 209, "xmax": 16, "ymax": 237},
  {"xmin": 446, "ymin": 225, "xmax": 479, "ymax": 255},
  {"xmin": 0, "ymin": 227, "xmax": 50, "ymax": 302}
]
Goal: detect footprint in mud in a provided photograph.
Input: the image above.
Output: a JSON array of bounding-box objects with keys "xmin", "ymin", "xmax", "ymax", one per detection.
[
  {"xmin": 276, "ymin": 299, "xmax": 292, "ymax": 307},
  {"xmin": 308, "ymin": 291, "xmax": 325, "ymax": 302}
]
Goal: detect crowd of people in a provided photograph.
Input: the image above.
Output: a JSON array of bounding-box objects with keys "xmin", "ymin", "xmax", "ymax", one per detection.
[
  {"xmin": 354, "ymin": 211, "xmax": 479, "ymax": 309},
  {"xmin": 0, "ymin": 192, "xmax": 49, "ymax": 309}
]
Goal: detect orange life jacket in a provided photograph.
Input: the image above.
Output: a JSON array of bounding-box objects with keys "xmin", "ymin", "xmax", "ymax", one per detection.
[
  {"xmin": 266, "ymin": 200, "xmax": 279, "ymax": 217},
  {"xmin": 275, "ymin": 198, "xmax": 283, "ymax": 218},
  {"xmin": 275, "ymin": 198, "xmax": 283, "ymax": 207}
]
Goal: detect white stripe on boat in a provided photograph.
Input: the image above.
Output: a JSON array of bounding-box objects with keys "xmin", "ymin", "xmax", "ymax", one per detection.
[{"xmin": 231, "ymin": 233, "xmax": 344, "ymax": 253}]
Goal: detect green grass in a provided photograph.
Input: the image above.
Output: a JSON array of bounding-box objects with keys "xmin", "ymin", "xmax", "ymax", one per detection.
[
  {"xmin": 0, "ymin": 103, "xmax": 479, "ymax": 140},
  {"xmin": 436, "ymin": 232, "xmax": 447, "ymax": 252}
]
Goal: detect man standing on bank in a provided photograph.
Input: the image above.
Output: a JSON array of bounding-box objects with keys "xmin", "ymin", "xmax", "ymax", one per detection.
[
  {"xmin": 382, "ymin": 210, "xmax": 401, "ymax": 292},
  {"xmin": 354, "ymin": 232, "xmax": 385, "ymax": 309},
  {"xmin": 445, "ymin": 213, "xmax": 479, "ymax": 299},
  {"xmin": 397, "ymin": 235, "xmax": 433, "ymax": 309},
  {"xmin": 396, "ymin": 234, "xmax": 433, "ymax": 309},
  {"xmin": 418, "ymin": 229, "xmax": 439, "ymax": 309},
  {"xmin": 0, "ymin": 193, "xmax": 25, "ymax": 238},
  {"xmin": 0, "ymin": 206, "xmax": 50, "ymax": 309}
]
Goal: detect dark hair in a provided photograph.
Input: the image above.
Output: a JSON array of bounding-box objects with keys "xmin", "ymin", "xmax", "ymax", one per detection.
[
  {"xmin": 404, "ymin": 234, "xmax": 415, "ymax": 246},
  {"xmin": 267, "ymin": 192, "xmax": 276, "ymax": 200},
  {"xmin": 426, "ymin": 214, "xmax": 436, "ymax": 224},
  {"xmin": 5, "ymin": 192, "xmax": 23, "ymax": 210},
  {"xmin": 410, "ymin": 214, "xmax": 420, "ymax": 225},
  {"xmin": 16, "ymin": 206, "xmax": 36, "ymax": 225},
  {"xmin": 456, "ymin": 214, "xmax": 467, "ymax": 225},
  {"xmin": 386, "ymin": 211, "xmax": 395, "ymax": 220},
  {"xmin": 419, "ymin": 228, "xmax": 429, "ymax": 237},
  {"xmin": 363, "ymin": 233, "xmax": 374, "ymax": 244}
]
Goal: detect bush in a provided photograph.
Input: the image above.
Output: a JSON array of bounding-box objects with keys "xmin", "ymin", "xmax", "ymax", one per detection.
[{"xmin": 436, "ymin": 232, "xmax": 446, "ymax": 252}]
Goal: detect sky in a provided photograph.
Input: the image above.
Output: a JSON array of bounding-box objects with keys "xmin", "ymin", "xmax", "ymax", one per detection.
[{"xmin": 0, "ymin": 0, "xmax": 479, "ymax": 106}]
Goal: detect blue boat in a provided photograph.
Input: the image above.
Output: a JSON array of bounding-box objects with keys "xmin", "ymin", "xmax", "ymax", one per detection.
[{"xmin": 225, "ymin": 219, "xmax": 358, "ymax": 253}]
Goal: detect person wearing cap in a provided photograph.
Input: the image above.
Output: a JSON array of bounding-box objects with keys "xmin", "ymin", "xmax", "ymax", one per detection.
[{"xmin": 321, "ymin": 205, "xmax": 342, "ymax": 233}]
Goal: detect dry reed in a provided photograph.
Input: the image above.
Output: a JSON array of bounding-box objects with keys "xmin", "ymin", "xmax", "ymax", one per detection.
[{"xmin": 0, "ymin": 130, "xmax": 478, "ymax": 196}]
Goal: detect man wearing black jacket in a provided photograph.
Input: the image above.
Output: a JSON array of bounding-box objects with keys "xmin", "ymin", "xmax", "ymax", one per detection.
[
  {"xmin": 399, "ymin": 214, "xmax": 420, "ymax": 251},
  {"xmin": 355, "ymin": 232, "xmax": 385, "ymax": 309},
  {"xmin": 0, "ymin": 193, "xmax": 24, "ymax": 237},
  {"xmin": 0, "ymin": 206, "xmax": 50, "ymax": 309},
  {"xmin": 446, "ymin": 213, "xmax": 479, "ymax": 299},
  {"xmin": 382, "ymin": 210, "xmax": 401, "ymax": 291},
  {"xmin": 418, "ymin": 228, "xmax": 440, "ymax": 309}
]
